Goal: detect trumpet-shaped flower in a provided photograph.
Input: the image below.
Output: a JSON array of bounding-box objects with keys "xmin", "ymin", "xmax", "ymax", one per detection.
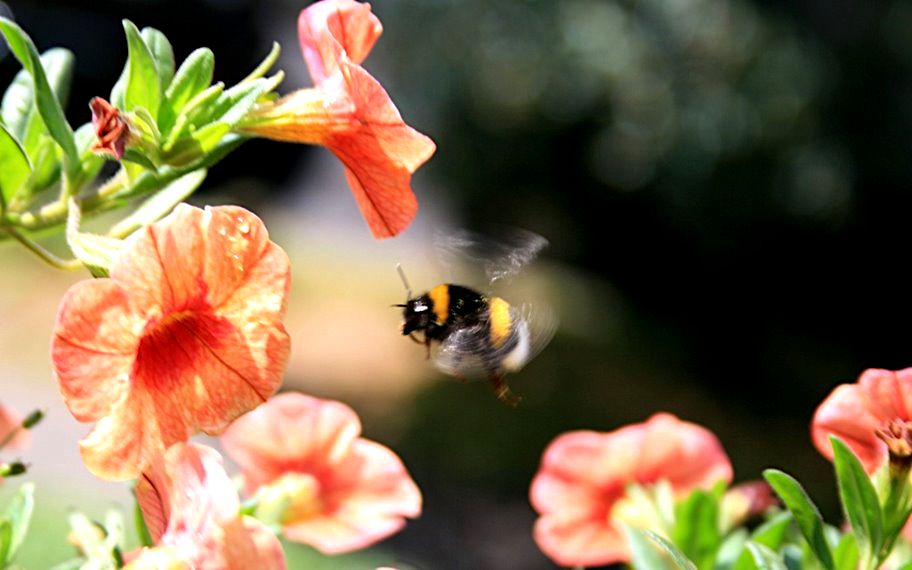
[
  {"xmin": 529, "ymin": 413, "xmax": 733, "ymax": 567},
  {"xmin": 128, "ymin": 443, "xmax": 285, "ymax": 569},
  {"xmin": 51, "ymin": 204, "xmax": 291, "ymax": 481},
  {"xmin": 239, "ymin": 0, "xmax": 435, "ymax": 239},
  {"xmin": 811, "ymin": 368, "xmax": 912, "ymax": 474},
  {"xmin": 221, "ymin": 392, "xmax": 422, "ymax": 554}
]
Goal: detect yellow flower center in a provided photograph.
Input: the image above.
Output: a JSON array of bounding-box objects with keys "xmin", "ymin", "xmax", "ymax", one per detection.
[
  {"xmin": 608, "ymin": 480, "xmax": 673, "ymax": 539},
  {"xmin": 260, "ymin": 472, "xmax": 324, "ymax": 525}
]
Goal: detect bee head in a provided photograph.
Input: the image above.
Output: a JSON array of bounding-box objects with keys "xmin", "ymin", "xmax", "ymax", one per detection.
[{"xmin": 399, "ymin": 296, "xmax": 433, "ymax": 335}]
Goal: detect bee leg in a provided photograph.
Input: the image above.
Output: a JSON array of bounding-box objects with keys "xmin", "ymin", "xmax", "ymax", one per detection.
[
  {"xmin": 407, "ymin": 333, "xmax": 423, "ymax": 345},
  {"xmin": 424, "ymin": 336, "xmax": 432, "ymax": 360},
  {"xmin": 488, "ymin": 375, "xmax": 522, "ymax": 408}
]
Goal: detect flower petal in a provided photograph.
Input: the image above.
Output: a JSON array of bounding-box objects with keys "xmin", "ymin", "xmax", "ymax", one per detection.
[
  {"xmin": 812, "ymin": 379, "xmax": 887, "ymax": 473},
  {"xmin": 328, "ymin": 63, "xmax": 435, "ymax": 238},
  {"xmin": 222, "ymin": 393, "xmax": 362, "ymax": 491},
  {"xmin": 635, "ymin": 413, "xmax": 733, "ymax": 492},
  {"xmin": 298, "ymin": 0, "xmax": 383, "ymax": 84},
  {"xmin": 219, "ymin": 516, "xmax": 286, "ymax": 570},
  {"xmin": 533, "ymin": 514, "xmax": 627, "ymax": 568},
  {"xmin": 52, "ymin": 279, "xmax": 140, "ymax": 422},
  {"xmin": 287, "ymin": 439, "xmax": 421, "ymax": 553},
  {"xmin": 0, "ymin": 403, "xmax": 30, "ymax": 451}
]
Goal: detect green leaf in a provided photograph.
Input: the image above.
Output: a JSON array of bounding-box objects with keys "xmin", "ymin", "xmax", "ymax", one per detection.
[
  {"xmin": 160, "ymin": 47, "xmax": 214, "ymax": 134},
  {"xmin": 0, "ymin": 519, "xmax": 11, "ymax": 565},
  {"xmin": 715, "ymin": 529, "xmax": 748, "ymax": 570},
  {"xmin": 830, "ymin": 436, "xmax": 883, "ymax": 565},
  {"xmin": 162, "ymin": 122, "xmax": 230, "ymax": 166},
  {"xmin": 763, "ymin": 469, "xmax": 835, "ymax": 570},
  {"xmin": 673, "ymin": 488, "xmax": 722, "ymax": 567},
  {"xmin": 0, "ymin": 19, "xmax": 79, "ymax": 169},
  {"xmin": 162, "ymin": 81, "xmax": 224, "ymax": 151},
  {"xmin": 121, "ymin": 19, "xmax": 162, "ymax": 121},
  {"xmin": 72, "ymin": 122, "xmax": 105, "ymax": 188},
  {"xmin": 4, "ymin": 482, "xmax": 35, "ymax": 563},
  {"xmin": 141, "ymin": 27, "xmax": 174, "ymax": 91},
  {"xmin": 1, "ymin": 47, "xmax": 74, "ymax": 145},
  {"xmin": 751, "ymin": 512, "xmax": 793, "ymax": 550},
  {"xmin": 832, "ymin": 533, "xmax": 859, "ymax": 570},
  {"xmin": 240, "ymin": 41, "xmax": 280, "ymax": 83},
  {"xmin": 0, "ymin": 122, "xmax": 32, "ymax": 209},
  {"xmin": 746, "ymin": 542, "xmax": 788, "ymax": 570},
  {"xmin": 109, "ymin": 169, "xmax": 207, "ymax": 238},
  {"xmin": 626, "ymin": 527, "xmax": 697, "ymax": 570},
  {"xmin": 190, "ymin": 73, "xmax": 282, "ymax": 130}
]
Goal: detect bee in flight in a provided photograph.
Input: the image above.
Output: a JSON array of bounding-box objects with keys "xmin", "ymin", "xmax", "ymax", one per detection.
[{"xmin": 394, "ymin": 229, "xmax": 555, "ymax": 407}]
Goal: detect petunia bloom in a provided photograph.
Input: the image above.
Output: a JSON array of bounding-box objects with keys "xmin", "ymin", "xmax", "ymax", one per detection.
[
  {"xmin": 221, "ymin": 392, "xmax": 422, "ymax": 554},
  {"xmin": 127, "ymin": 442, "xmax": 285, "ymax": 569},
  {"xmin": 238, "ymin": 0, "xmax": 436, "ymax": 239},
  {"xmin": 529, "ymin": 413, "xmax": 733, "ymax": 568},
  {"xmin": 811, "ymin": 368, "xmax": 912, "ymax": 475},
  {"xmin": 51, "ymin": 203, "xmax": 291, "ymax": 481}
]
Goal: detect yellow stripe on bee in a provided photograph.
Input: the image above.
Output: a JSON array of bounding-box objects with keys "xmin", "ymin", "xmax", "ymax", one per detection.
[
  {"xmin": 428, "ymin": 284, "xmax": 450, "ymax": 324},
  {"xmin": 489, "ymin": 296, "xmax": 512, "ymax": 348}
]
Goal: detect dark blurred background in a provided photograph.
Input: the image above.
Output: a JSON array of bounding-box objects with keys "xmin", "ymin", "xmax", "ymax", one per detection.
[{"xmin": 3, "ymin": 0, "xmax": 912, "ymax": 568}]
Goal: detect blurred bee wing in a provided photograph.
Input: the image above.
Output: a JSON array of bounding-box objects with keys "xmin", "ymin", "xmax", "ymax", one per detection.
[
  {"xmin": 433, "ymin": 227, "xmax": 549, "ymax": 287},
  {"xmin": 432, "ymin": 302, "xmax": 558, "ymax": 382},
  {"xmin": 433, "ymin": 323, "xmax": 491, "ymax": 380}
]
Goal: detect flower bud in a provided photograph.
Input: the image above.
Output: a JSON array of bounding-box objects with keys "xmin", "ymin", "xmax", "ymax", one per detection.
[{"xmin": 90, "ymin": 97, "xmax": 130, "ymax": 159}]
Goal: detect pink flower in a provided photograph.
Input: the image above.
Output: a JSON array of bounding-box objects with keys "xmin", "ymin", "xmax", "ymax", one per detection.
[
  {"xmin": 239, "ymin": 0, "xmax": 435, "ymax": 239},
  {"xmin": 0, "ymin": 402, "xmax": 30, "ymax": 452},
  {"xmin": 221, "ymin": 392, "xmax": 422, "ymax": 554},
  {"xmin": 128, "ymin": 442, "xmax": 285, "ymax": 569},
  {"xmin": 811, "ymin": 368, "xmax": 912, "ymax": 474},
  {"xmin": 51, "ymin": 204, "xmax": 291, "ymax": 481},
  {"xmin": 529, "ymin": 413, "xmax": 733, "ymax": 567}
]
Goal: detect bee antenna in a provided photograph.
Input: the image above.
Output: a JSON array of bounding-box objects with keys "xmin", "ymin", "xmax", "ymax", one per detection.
[{"xmin": 395, "ymin": 263, "xmax": 413, "ymax": 301}]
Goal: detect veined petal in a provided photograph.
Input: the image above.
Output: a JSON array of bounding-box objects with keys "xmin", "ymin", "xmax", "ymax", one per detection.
[
  {"xmin": 55, "ymin": 203, "xmax": 292, "ymax": 480},
  {"xmin": 298, "ymin": 0, "xmax": 383, "ymax": 84},
  {"xmin": 52, "ymin": 279, "xmax": 140, "ymax": 422}
]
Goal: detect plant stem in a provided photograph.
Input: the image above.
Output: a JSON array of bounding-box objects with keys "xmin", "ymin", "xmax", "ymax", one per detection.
[{"xmin": 0, "ymin": 224, "xmax": 82, "ymax": 270}]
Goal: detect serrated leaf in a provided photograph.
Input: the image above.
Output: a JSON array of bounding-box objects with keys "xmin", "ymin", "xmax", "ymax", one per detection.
[
  {"xmin": 122, "ymin": 20, "xmax": 162, "ymax": 121},
  {"xmin": 160, "ymin": 47, "xmax": 214, "ymax": 135},
  {"xmin": 831, "ymin": 436, "xmax": 883, "ymax": 564},
  {"xmin": 763, "ymin": 469, "xmax": 835, "ymax": 570},
  {"xmin": 4, "ymin": 482, "xmax": 35, "ymax": 563},
  {"xmin": 0, "ymin": 19, "xmax": 79, "ymax": 169},
  {"xmin": 2, "ymin": 47, "xmax": 73, "ymax": 146},
  {"xmin": 141, "ymin": 27, "xmax": 174, "ymax": 91},
  {"xmin": 0, "ymin": 122, "xmax": 32, "ymax": 208},
  {"xmin": 746, "ymin": 542, "xmax": 788, "ymax": 570}
]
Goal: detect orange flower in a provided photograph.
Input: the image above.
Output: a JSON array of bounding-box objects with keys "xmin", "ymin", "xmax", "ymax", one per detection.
[
  {"xmin": 811, "ymin": 368, "xmax": 912, "ymax": 474},
  {"xmin": 128, "ymin": 443, "xmax": 285, "ymax": 569},
  {"xmin": 239, "ymin": 0, "xmax": 436, "ymax": 239},
  {"xmin": 529, "ymin": 413, "xmax": 733, "ymax": 567},
  {"xmin": 51, "ymin": 204, "xmax": 291, "ymax": 481},
  {"xmin": 298, "ymin": 0, "xmax": 383, "ymax": 84},
  {"xmin": 221, "ymin": 392, "xmax": 422, "ymax": 554}
]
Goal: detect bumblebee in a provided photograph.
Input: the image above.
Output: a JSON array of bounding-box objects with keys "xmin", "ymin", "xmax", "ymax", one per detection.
[{"xmin": 395, "ymin": 229, "xmax": 554, "ymax": 407}]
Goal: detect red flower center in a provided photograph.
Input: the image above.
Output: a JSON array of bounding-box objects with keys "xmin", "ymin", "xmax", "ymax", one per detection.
[{"xmin": 135, "ymin": 311, "xmax": 229, "ymax": 392}]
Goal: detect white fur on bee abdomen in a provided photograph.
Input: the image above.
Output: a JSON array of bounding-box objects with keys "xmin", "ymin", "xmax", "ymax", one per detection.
[{"xmin": 500, "ymin": 318, "xmax": 531, "ymax": 372}]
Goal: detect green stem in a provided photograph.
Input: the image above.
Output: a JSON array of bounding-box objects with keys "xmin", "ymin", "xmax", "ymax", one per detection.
[{"xmin": 0, "ymin": 224, "xmax": 82, "ymax": 270}]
